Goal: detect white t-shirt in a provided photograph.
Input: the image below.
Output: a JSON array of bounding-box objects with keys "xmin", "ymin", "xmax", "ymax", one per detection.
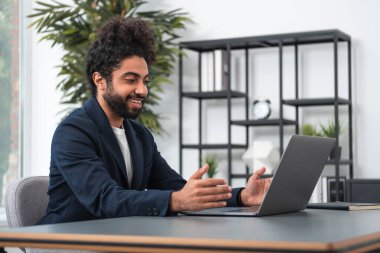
[{"xmin": 112, "ymin": 125, "xmax": 133, "ymax": 188}]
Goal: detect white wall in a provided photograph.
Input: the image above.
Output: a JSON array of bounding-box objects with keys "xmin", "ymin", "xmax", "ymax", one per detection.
[
  {"xmin": 25, "ymin": 0, "xmax": 380, "ymax": 181},
  {"xmin": 152, "ymin": 0, "xmax": 380, "ymax": 181}
]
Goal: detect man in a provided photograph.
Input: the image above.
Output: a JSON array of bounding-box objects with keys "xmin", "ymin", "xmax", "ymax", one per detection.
[{"xmin": 37, "ymin": 18, "xmax": 271, "ymax": 225}]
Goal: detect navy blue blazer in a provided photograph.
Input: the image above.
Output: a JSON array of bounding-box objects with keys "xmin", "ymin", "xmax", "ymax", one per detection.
[{"xmin": 38, "ymin": 97, "xmax": 241, "ymax": 225}]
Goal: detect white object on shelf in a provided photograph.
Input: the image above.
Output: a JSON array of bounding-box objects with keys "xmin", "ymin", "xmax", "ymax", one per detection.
[
  {"xmin": 242, "ymin": 140, "xmax": 280, "ymax": 175},
  {"xmin": 201, "ymin": 52, "xmax": 214, "ymax": 92},
  {"xmin": 214, "ymin": 50, "xmax": 227, "ymax": 91}
]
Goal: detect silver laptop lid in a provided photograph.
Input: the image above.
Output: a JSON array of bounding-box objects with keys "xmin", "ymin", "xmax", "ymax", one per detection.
[
  {"xmin": 257, "ymin": 135, "xmax": 335, "ymax": 216},
  {"xmin": 181, "ymin": 135, "xmax": 335, "ymax": 217}
]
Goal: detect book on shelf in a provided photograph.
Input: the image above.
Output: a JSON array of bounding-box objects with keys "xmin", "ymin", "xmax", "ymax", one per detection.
[
  {"xmin": 307, "ymin": 201, "xmax": 380, "ymax": 211},
  {"xmin": 214, "ymin": 49, "xmax": 228, "ymax": 91},
  {"xmin": 201, "ymin": 50, "xmax": 228, "ymax": 92},
  {"xmin": 309, "ymin": 176, "xmax": 346, "ymax": 204},
  {"xmin": 230, "ymin": 53, "xmax": 244, "ymax": 92},
  {"xmin": 322, "ymin": 176, "xmax": 346, "ymax": 202},
  {"xmin": 201, "ymin": 52, "xmax": 213, "ymax": 92}
]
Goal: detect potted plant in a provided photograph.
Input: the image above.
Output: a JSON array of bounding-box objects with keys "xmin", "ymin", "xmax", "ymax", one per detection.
[
  {"xmin": 202, "ymin": 155, "xmax": 219, "ymax": 178},
  {"xmin": 28, "ymin": 0, "xmax": 191, "ymax": 134},
  {"xmin": 301, "ymin": 124, "xmax": 322, "ymax": 137},
  {"xmin": 320, "ymin": 120, "xmax": 343, "ymax": 138},
  {"xmin": 319, "ymin": 120, "xmax": 344, "ymax": 160}
]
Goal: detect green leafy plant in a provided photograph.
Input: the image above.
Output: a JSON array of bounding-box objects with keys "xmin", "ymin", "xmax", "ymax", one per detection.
[
  {"xmin": 319, "ymin": 120, "xmax": 344, "ymax": 159},
  {"xmin": 28, "ymin": 0, "xmax": 191, "ymax": 134},
  {"xmin": 320, "ymin": 120, "xmax": 344, "ymax": 138},
  {"xmin": 203, "ymin": 155, "xmax": 219, "ymax": 178},
  {"xmin": 301, "ymin": 123, "xmax": 322, "ymax": 137},
  {"xmin": 302, "ymin": 120, "xmax": 344, "ymax": 138}
]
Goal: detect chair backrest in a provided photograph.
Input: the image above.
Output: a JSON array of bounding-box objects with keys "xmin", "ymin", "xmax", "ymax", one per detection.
[{"xmin": 5, "ymin": 176, "xmax": 49, "ymax": 228}]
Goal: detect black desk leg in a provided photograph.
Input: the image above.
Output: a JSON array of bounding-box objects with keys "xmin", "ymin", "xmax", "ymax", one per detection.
[{"xmin": 0, "ymin": 247, "xmax": 7, "ymax": 253}]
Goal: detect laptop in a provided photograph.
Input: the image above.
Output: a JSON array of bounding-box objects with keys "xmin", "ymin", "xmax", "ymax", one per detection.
[{"xmin": 182, "ymin": 135, "xmax": 335, "ymax": 217}]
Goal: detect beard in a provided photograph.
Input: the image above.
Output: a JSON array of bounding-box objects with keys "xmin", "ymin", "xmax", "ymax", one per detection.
[{"xmin": 102, "ymin": 84, "xmax": 144, "ymax": 119}]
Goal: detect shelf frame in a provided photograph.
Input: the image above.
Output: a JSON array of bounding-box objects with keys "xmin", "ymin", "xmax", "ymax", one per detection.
[
  {"xmin": 179, "ymin": 29, "xmax": 350, "ymax": 51},
  {"xmin": 181, "ymin": 144, "xmax": 247, "ymax": 149},
  {"xmin": 283, "ymin": 98, "xmax": 350, "ymax": 106},
  {"xmin": 179, "ymin": 30, "xmax": 353, "ymax": 195},
  {"xmin": 231, "ymin": 119, "xmax": 296, "ymax": 127},
  {"xmin": 181, "ymin": 90, "xmax": 247, "ymax": 99}
]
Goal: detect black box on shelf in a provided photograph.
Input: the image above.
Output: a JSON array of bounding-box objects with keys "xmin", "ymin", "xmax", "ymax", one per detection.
[
  {"xmin": 325, "ymin": 176, "xmax": 346, "ymax": 202},
  {"xmin": 346, "ymin": 179, "xmax": 380, "ymax": 203}
]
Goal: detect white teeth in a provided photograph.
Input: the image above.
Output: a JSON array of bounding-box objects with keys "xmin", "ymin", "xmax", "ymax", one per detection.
[{"xmin": 129, "ymin": 98, "xmax": 142, "ymax": 104}]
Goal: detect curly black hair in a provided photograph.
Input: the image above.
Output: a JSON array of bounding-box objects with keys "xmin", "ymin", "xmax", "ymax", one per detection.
[{"xmin": 86, "ymin": 17, "xmax": 156, "ymax": 96}]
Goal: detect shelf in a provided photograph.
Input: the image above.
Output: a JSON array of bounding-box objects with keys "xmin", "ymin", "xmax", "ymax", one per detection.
[
  {"xmin": 182, "ymin": 144, "xmax": 247, "ymax": 149},
  {"xmin": 283, "ymin": 98, "xmax": 350, "ymax": 107},
  {"xmin": 326, "ymin": 159, "xmax": 352, "ymax": 165},
  {"xmin": 231, "ymin": 174, "xmax": 249, "ymax": 179},
  {"xmin": 182, "ymin": 90, "xmax": 247, "ymax": 99},
  {"xmin": 230, "ymin": 119, "xmax": 296, "ymax": 127},
  {"xmin": 180, "ymin": 29, "xmax": 350, "ymax": 51},
  {"xmin": 179, "ymin": 29, "xmax": 353, "ymax": 188},
  {"xmin": 231, "ymin": 173, "xmax": 273, "ymax": 179}
]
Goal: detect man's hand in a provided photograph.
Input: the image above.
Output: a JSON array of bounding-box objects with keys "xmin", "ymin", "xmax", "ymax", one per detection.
[
  {"xmin": 240, "ymin": 167, "xmax": 272, "ymax": 206},
  {"xmin": 170, "ymin": 164, "xmax": 232, "ymax": 212}
]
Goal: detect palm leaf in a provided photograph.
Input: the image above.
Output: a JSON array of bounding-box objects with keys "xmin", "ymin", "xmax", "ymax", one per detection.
[{"xmin": 29, "ymin": 0, "xmax": 191, "ymax": 134}]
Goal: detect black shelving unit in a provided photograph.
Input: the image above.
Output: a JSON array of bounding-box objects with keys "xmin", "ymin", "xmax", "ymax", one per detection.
[{"xmin": 179, "ymin": 29, "xmax": 353, "ymax": 200}]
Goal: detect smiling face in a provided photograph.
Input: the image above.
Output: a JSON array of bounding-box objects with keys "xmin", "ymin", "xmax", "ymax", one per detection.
[{"xmin": 93, "ymin": 56, "xmax": 149, "ymax": 123}]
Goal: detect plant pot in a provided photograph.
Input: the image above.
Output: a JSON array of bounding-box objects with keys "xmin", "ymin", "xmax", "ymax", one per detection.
[{"xmin": 329, "ymin": 146, "xmax": 342, "ymax": 160}]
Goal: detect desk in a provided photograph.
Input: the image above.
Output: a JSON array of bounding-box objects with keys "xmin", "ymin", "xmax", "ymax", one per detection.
[{"xmin": 1, "ymin": 209, "xmax": 380, "ymax": 252}]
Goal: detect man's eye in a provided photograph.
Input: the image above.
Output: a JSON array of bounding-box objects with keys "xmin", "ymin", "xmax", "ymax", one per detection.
[
  {"xmin": 144, "ymin": 80, "xmax": 150, "ymax": 86},
  {"xmin": 126, "ymin": 79, "xmax": 136, "ymax": 84}
]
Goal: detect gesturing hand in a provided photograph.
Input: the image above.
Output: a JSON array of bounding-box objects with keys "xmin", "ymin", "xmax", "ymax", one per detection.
[
  {"xmin": 240, "ymin": 167, "xmax": 272, "ymax": 206},
  {"xmin": 170, "ymin": 164, "xmax": 232, "ymax": 212}
]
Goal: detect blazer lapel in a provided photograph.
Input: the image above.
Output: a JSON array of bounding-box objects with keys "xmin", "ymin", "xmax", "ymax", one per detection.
[
  {"xmin": 124, "ymin": 119, "xmax": 144, "ymax": 189},
  {"xmin": 100, "ymin": 126, "xmax": 129, "ymax": 185},
  {"xmin": 84, "ymin": 97, "xmax": 129, "ymax": 187}
]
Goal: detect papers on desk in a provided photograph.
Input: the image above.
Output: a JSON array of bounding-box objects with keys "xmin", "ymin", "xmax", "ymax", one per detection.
[{"xmin": 307, "ymin": 201, "xmax": 380, "ymax": 211}]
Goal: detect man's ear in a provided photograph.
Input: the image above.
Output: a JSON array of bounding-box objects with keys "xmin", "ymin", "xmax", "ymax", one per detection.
[{"xmin": 92, "ymin": 72, "xmax": 106, "ymax": 92}]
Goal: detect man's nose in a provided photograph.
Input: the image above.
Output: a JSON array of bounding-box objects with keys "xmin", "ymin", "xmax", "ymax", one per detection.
[{"xmin": 135, "ymin": 81, "xmax": 148, "ymax": 96}]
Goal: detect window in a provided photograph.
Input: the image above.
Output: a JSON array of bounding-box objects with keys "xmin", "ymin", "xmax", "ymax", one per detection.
[{"xmin": 0, "ymin": 0, "xmax": 19, "ymax": 218}]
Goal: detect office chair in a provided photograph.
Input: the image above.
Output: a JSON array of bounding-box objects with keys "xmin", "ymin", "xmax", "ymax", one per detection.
[
  {"xmin": 5, "ymin": 176, "xmax": 97, "ymax": 253},
  {"xmin": 5, "ymin": 176, "xmax": 49, "ymax": 230}
]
